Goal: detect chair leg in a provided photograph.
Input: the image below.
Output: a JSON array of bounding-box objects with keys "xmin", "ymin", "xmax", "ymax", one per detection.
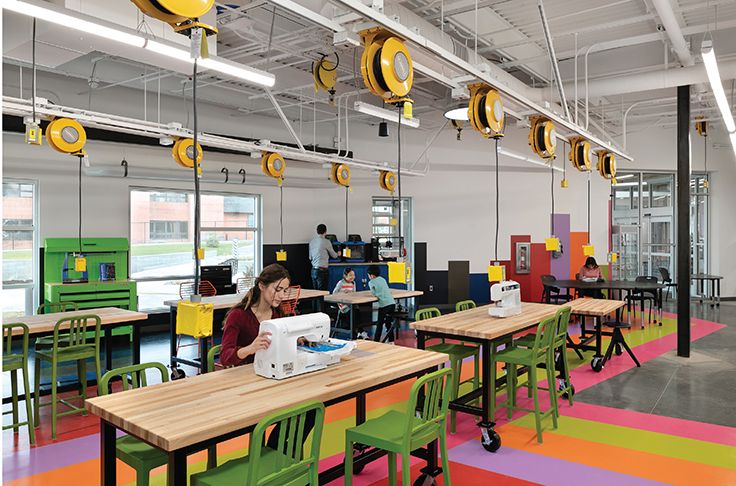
[
  {"xmin": 449, "ymin": 356, "xmax": 462, "ymax": 434},
  {"xmin": 51, "ymin": 357, "xmax": 58, "ymax": 440},
  {"xmin": 22, "ymin": 363, "xmax": 36, "ymax": 445},
  {"xmin": 387, "ymin": 452, "xmax": 397, "ymax": 485},
  {"xmin": 79, "ymin": 360, "xmax": 88, "ymax": 415},
  {"xmin": 136, "ymin": 470, "xmax": 151, "ymax": 486},
  {"xmin": 33, "ymin": 357, "xmax": 41, "ymax": 428},
  {"xmin": 401, "ymin": 452, "xmax": 411, "ymax": 486},
  {"xmin": 440, "ymin": 430, "xmax": 452, "ymax": 486},
  {"xmin": 489, "ymin": 351, "xmax": 497, "ymax": 421},
  {"xmin": 531, "ymin": 371, "xmax": 542, "ymax": 444},
  {"xmin": 11, "ymin": 369, "xmax": 19, "ymax": 432},
  {"xmin": 344, "ymin": 439, "xmax": 354, "ymax": 486},
  {"xmin": 561, "ymin": 346, "xmax": 573, "ymax": 407},
  {"xmin": 547, "ymin": 356, "xmax": 558, "ymax": 429},
  {"xmin": 506, "ymin": 365, "xmax": 516, "ymax": 420},
  {"xmin": 618, "ymin": 330, "xmax": 641, "ymax": 367}
]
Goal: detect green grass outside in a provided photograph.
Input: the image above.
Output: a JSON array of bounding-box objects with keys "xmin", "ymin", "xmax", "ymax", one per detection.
[
  {"xmin": 3, "ymin": 249, "xmax": 32, "ymax": 260},
  {"xmin": 131, "ymin": 241, "xmax": 254, "ymax": 257}
]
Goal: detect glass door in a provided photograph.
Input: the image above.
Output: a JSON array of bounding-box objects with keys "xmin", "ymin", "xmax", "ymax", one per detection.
[
  {"xmin": 690, "ymin": 175, "xmax": 709, "ymax": 294},
  {"xmin": 611, "ymin": 224, "xmax": 639, "ymax": 280}
]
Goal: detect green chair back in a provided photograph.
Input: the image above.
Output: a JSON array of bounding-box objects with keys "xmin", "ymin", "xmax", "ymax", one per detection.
[
  {"xmin": 37, "ymin": 302, "xmax": 78, "ymax": 314},
  {"xmin": 554, "ymin": 307, "xmax": 572, "ymax": 347},
  {"xmin": 3, "ymin": 323, "xmax": 29, "ymax": 371},
  {"xmin": 53, "ymin": 314, "xmax": 101, "ymax": 351},
  {"xmin": 248, "ymin": 400, "xmax": 325, "ymax": 486},
  {"xmin": 207, "ymin": 344, "xmax": 222, "ymax": 372},
  {"xmin": 99, "ymin": 362, "xmax": 169, "ymax": 395},
  {"xmin": 415, "ymin": 307, "xmax": 441, "ymax": 321},
  {"xmin": 455, "ymin": 300, "xmax": 476, "ymax": 312},
  {"xmin": 404, "ymin": 367, "xmax": 453, "ymax": 450},
  {"xmin": 530, "ymin": 315, "xmax": 557, "ymax": 359}
]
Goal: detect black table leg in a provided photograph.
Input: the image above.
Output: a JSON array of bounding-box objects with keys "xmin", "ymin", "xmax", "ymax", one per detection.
[
  {"xmin": 100, "ymin": 420, "xmax": 117, "ymax": 486},
  {"xmin": 104, "ymin": 327, "xmax": 113, "ymax": 372},
  {"xmin": 710, "ymin": 279, "xmax": 716, "ymax": 308},
  {"xmin": 200, "ymin": 337, "xmax": 209, "ymax": 375},
  {"xmin": 169, "ymin": 306, "xmax": 177, "ymax": 370},
  {"xmin": 168, "ymin": 450, "xmax": 187, "ymax": 486},
  {"xmin": 132, "ymin": 324, "xmax": 141, "ymax": 365},
  {"xmin": 717, "ymin": 279, "xmax": 721, "ymax": 307},
  {"xmin": 478, "ymin": 339, "xmax": 500, "ymax": 452},
  {"xmin": 350, "ymin": 304, "xmax": 356, "ymax": 340},
  {"xmin": 591, "ymin": 316, "xmax": 604, "ymax": 372}
]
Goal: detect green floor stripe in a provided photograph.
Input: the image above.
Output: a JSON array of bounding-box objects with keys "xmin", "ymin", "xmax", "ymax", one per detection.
[{"xmin": 512, "ymin": 414, "xmax": 736, "ymax": 470}]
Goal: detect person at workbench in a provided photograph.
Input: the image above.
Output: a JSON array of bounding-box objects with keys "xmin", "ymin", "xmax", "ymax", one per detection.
[
  {"xmin": 309, "ymin": 223, "xmax": 338, "ymax": 291},
  {"xmin": 219, "ymin": 263, "xmax": 315, "ymax": 451},
  {"xmin": 367, "ymin": 265, "xmax": 396, "ymax": 342},
  {"xmin": 578, "ymin": 257, "xmax": 604, "ymax": 298}
]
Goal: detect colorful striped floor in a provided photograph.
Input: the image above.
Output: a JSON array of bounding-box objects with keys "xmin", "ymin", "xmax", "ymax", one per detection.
[{"xmin": 4, "ymin": 311, "xmax": 736, "ymax": 485}]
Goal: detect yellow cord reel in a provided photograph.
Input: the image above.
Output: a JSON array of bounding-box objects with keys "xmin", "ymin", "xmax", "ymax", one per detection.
[
  {"xmin": 568, "ymin": 137, "xmax": 591, "ymax": 172},
  {"xmin": 46, "ymin": 118, "xmax": 87, "ymax": 155},
  {"xmin": 695, "ymin": 117, "xmax": 708, "ymax": 137},
  {"xmin": 360, "ymin": 28, "xmax": 413, "ymax": 105},
  {"xmin": 330, "ymin": 163, "xmax": 351, "ymax": 187},
  {"xmin": 468, "ymin": 84, "xmax": 504, "ymax": 138},
  {"xmin": 313, "ymin": 55, "xmax": 338, "ymax": 104},
  {"xmin": 596, "ymin": 150, "xmax": 616, "ymax": 182},
  {"xmin": 130, "ymin": 0, "xmax": 217, "ymax": 35},
  {"xmin": 172, "ymin": 138, "xmax": 203, "ymax": 173},
  {"xmin": 261, "ymin": 152, "xmax": 286, "ymax": 182},
  {"xmin": 379, "ymin": 170, "xmax": 396, "ymax": 192},
  {"xmin": 529, "ymin": 117, "xmax": 557, "ymax": 159}
]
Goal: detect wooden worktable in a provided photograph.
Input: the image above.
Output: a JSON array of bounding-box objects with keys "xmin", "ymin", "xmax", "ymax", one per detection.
[
  {"xmin": 324, "ymin": 288, "xmax": 423, "ymax": 305},
  {"xmin": 563, "ymin": 298, "xmax": 625, "ymax": 316},
  {"xmin": 410, "ymin": 302, "xmax": 560, "ymax": 340},
  {"xmin": 86, "ymin": 340, "xmax": 446, "ymax": 452},
  {"xmin": 6, "ymin": 307, "xmax": 148, "ymax": 336},
  {"xmin": 163, "ymin": 289, "xmax": 330, "ymax": 310}
]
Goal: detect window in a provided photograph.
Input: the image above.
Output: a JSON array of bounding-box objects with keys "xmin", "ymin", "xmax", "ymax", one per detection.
[
  {"xmin": 130, "ymin": 188, "xmax": 261, "ymax": 310},
  {"xmin": 2, "ymin": 180, "xmax": 38, "ymax": 319},
  {"xmin": 690, "ymin": 174, "xmax": 709, "ymax": 286},
  {"xmin": 372, "ymin": 197, "xmax": 412, "ymax": 263}
]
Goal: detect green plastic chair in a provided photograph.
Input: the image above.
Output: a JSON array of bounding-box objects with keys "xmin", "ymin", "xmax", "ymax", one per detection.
[
  {"xmin": 207, "ymin": 344, "xmax": 222, "ymax": 372},
  {"xmin": 344, "ymin": 367, "xmax": 453, "ymax": 486},
  {"xmin": 99, "ymin": 363, "xmax": 169, "ymax": 486},
  {"xmin": 33, "ymin": 314, "xmax": 102, "ymax": 440},
  {"xmin": 418, "ymin": 307, "xmax": 480, "ymax": 433},
  {"xmin": 191, "ymin": 400, "xmax": 326, "ymax": 486},
  {"xmin": 3, "ymin": 323, "xmax": 36, "ymax": 445},
  {"xmin": 34, "ymin": 302, "xmax": 79, "ymax": 349},
  {"xmin": 492, "ymin": 315, "xmax": 558, "ymax": 444},
  {"xmin": 513, "ymin": 307, "xmax": 574, "ymax": 411}
]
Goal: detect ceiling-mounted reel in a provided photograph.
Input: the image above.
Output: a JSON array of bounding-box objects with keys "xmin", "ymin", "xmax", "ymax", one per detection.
[
  {"xmin": 261, "ymin": 151, "xmax": 286, "ymax": 183},
  {"xmin": 695, "ymin": 116, "xmax": 708, "ymax": 137},
  {"xmin": 330, "ymin": 163, "xmax": 351, "ymax": 187},
  {"xmin": 596, "ymin": 150, "xmax": 616, "ymax": 183},
  {"xmin": 172, "ymin": 138, "xmax": 203, "ymax": 174},
  {"xmin": 313, "ymin": 53, "xmax": 339, "ymax": 105},
  {"xmin": 46, "ymin": 118, "xmax": 87, "ymax": 156},
  {"xmin": 451, "ymin": 119, "xmax": 464, "ymax": 141},
  {"xmin": 360, "ymin": 28, "xmax": 414, "ymax": 111},
  {"xmin": 568, "ymin": 137, "xmax": 591, "ymax": 172},
  {"xmin": 529, "ymin": 116, "xmax": 557, "ymax": 159},
  {"xmin": 130, "ymin": 0, "xmax": 217, "ymax": 36},
  {"xmin": 379, "ymin": 170, "xmax": 396, "ymax": 192},
  {"xmin": 468, "ymin": 84, "xmax": 505, "ymax": 139}
]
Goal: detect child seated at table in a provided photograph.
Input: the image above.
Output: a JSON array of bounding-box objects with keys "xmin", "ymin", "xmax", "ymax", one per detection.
[{"xmin": 368, "ymin": 265, "xmax": 396, "ymax": 343}]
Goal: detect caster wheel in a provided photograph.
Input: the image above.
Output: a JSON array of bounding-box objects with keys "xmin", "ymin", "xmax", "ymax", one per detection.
[
  {"xmin": 413, "ymin": 474, "xmax": 437, "ymax": 486},
  {"xmin": 480, "ymin": 428, "xmax": 501, "ymax": 452},
  {"xmin": 615, "ymin": 344, "xmax": 623, "ymax": 356},
  {"xmin": 170, "ymin": 368, "xmax": 186, "ymax": 380},
  {"xmin": 591, "ymin": 357, "xmax": 603, "ymax": 372},
  {"xmin": 561, "ymin": 384, "xmax": 576, "ymax": 399}
]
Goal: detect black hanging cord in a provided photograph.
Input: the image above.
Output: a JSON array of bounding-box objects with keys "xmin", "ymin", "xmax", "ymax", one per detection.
[
  {"xmin": 494, "ymin": 137, "xmax": 500, "ymax": 261},
  {"xmin": 704, "ymin": 134, "xmax": 708, "ymax": 178},
  {"xmin": 280, "ymin": 185, "xmax": 284, "ymax": 248},
  {"xmin": 32, "ymin": 19, "xmax": 36, "ymax": 124},
  {"xmin": 397, "ymin": 105, "xmax": 403, "ymax": 258},
  {"xmin": 78, "ymin": 155, "xmax": 83, "ymax": 254},
  {"xmin": 587, "ymin": 171, "xmax": 591, "ymax": 244},
  {"xmin": 551, "ymin": 157, "xmax": 555, "ymax": 236},
  {"xmin": 193, "ymin": 58, "xmax": 201, "ymax": 293},
  {"xmin": 345, "ymin": 185, "xmax": 349, "ymax": 241}
]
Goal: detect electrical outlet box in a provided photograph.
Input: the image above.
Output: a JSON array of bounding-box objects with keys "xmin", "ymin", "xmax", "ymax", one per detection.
[{"xmin": 429, "ymin": 285, "xmax": 434, "ymax": 291}]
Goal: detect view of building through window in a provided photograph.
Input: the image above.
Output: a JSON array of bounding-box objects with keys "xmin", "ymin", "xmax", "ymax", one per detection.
[{"xmin": 2, "ymin": 180, "xmax": 37, "ymax": 319}]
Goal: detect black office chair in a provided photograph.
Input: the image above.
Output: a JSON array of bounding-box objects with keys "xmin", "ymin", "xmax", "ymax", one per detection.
[
  {"xmin": 625, "ymin": 276, "xmax": 658, "ymax": 325},
  {"xmin": 658, "ymin": 267, "xmax": 677, "ymax": 301},
  {"xmin": 541, "ymin": 275, "xmax": 572, "ymax": 304}
]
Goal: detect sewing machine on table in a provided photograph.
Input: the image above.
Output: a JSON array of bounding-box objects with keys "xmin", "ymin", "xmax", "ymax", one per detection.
[
  {"xmin": 489, "ymin": 280, "xmax": 522, "ymax": 318},
  {"xmin": 255, "ymin": 312, "xmax": 356, "ymax": 380}
]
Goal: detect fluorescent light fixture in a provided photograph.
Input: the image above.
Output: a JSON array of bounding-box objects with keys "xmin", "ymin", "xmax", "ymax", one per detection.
[
  {"xmin": 616, "ymin": 174, "xmax": 635, "ymax": 180},
  {"xmin": 444, "ymin": 106, "xmax": 469, "ymax": 121},
  {"xmin": 354, "ymin": 101, "xmax": 420, "ymax": 128},
  {"xmin": 498, "ymin": 146, "xmax": 563, "ymax": 172},
  {"xmin": 2, "ymin": 0, "xmax": 275, "ymax": 88},
  {"xmin": 702, "ymin": 40, "xmax": 736, "ymax": 134}
]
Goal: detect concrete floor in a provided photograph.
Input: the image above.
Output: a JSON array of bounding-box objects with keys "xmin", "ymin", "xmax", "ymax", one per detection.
[{"xmin": 575, "ymin": 300, "xmax": 736, "ymax": 428}]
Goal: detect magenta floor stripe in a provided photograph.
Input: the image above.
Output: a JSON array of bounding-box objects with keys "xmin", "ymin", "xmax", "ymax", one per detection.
[{"xmin": 448, "ymin": 439, "xmax": 668, "ymax": 486}]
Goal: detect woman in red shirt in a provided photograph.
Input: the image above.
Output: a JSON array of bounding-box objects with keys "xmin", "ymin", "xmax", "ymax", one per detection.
[
  {"xmin": 220, "ymin": 263, "xmax": 290, "ymax": 367},
  {"xmin": 578, "ymin": 257, "xmax": 604, "ymax": 298}
]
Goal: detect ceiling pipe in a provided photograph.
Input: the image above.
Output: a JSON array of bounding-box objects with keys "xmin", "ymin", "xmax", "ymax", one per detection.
[
  {"xmin": 650, "ymin": 0, "xmax": 695, "ymax": 67},
  {"xmin": 537, "ymin": 0, "xmax": 571, "ymax": 121}
]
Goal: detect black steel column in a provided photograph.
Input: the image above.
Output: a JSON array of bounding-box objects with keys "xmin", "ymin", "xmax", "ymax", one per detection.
[{"xmin": 677, "ymin": 85, "xmax": 691, "ymax": 357}]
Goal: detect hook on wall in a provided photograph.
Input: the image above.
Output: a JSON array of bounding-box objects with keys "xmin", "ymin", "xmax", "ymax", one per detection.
[
  {"xmin": 239, "ymin": 168, "xmax": 246, "ymax": 184},
  {"xmin": 221, "ymin": 167, "xmax": 229, "ymax": 183},
  {"xmin": 121, "ymin": 158, "xmax": 128, "ymax": 177}
]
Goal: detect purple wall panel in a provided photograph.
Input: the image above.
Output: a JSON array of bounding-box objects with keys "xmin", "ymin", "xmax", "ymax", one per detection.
[{"xmin": 550, "ymin": 213, "xmax": 570, "ymax": 280}]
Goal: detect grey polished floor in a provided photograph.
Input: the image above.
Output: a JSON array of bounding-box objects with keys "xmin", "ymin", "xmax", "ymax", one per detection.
[{"xmin": 575, "ymin": 300, "xmax": 736, "ymax": 428}]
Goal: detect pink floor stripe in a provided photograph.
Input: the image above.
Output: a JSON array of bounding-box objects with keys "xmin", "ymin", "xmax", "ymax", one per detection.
[
  {"xmin": 563, "ymin": 402, "xmax": 736, "ymax": 448},
  {"xmin": 570, "ymin": 320, "xmax": 725, "ymax": 392}
]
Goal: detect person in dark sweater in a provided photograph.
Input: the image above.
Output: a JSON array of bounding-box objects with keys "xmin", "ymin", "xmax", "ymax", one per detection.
[{"xmin": 219, "ymin": 263, "xmax": 315, "ymax": 451}]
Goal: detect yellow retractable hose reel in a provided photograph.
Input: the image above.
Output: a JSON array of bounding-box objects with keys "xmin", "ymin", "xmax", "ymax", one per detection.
[
  {"xmin": 468, "ymin": 84, "xmax": 505, "ymax": 138},
  {"xmin": 568, "ymin": 137, "xmax": 591, "ymax": 172},
  {"xmin": 46, "ymin": 118, "xmax": 87, "ymax": 155},
  {"xmin": 596, "ymin": 151, "xmax": 616, "ymax": 183},
  {"xmin": 313, "ymin": 55, "xmax": 338, "ymax": 105},
  {"xmin": 130, "ymin": 0, "xmax": 217, "ymax": 35},
  {"xmin": 695, "ymin": 117, "xmax": 708, "ymax": 137},
  {"xmin": 330, "ymin": 163, "xmax": 351, "ymax": 187},
  {"xmin": 172, "ymin": 138, "xmax": 203, "ymax": 174},
  {"xmin": 360, "ymin": 28, "xmax": 413, "ymax": 108},
  {"xmin": 529, "ymin": 117, "xmax": 557, "ymax": 159},
  {"xmin": 261, "ymin": 151, "xmax": 286, "ymax": 183},
  {"xmin": 695, "ymin": 116, "xmax": 709, "ymax": 188},
  {"xmin": 379, "ymin": 170, "xmax": 396, "ymax": 192}
]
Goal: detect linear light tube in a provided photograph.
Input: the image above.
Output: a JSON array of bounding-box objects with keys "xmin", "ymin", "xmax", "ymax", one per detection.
[
  {"xmin": 354, "ymin": 101, "xmax": 420, "ymax": 128},
  {"xmin": 702, "ymin": 40, "xmax": 736, "ymax": 133}
]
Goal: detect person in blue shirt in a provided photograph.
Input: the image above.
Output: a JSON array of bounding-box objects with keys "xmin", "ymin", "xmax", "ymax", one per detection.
[
  {"xmin": 367, "ymin": 265, "xmax": 396, "ymax": 342},
  {"xmin": 308, "ymin": 223, "xmax": 338, "ymax": 291}
]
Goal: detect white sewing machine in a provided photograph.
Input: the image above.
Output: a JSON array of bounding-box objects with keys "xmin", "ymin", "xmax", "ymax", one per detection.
[
  {"xmin": 489, "ymin": 280, "xmax": 522, "ymax": 318},
  {"xmin": 254, "ymin": 312, "xmax": 356, "ymax": 380}
]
